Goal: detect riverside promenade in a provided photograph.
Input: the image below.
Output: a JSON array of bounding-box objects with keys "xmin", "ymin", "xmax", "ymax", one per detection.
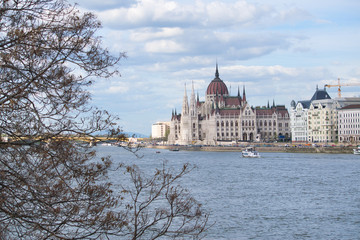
[{"xmin": 148, "ymin": 144, "xmax": 356, "ymax": 154}]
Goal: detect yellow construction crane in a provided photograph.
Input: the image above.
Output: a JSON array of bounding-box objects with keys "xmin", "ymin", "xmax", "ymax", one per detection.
[{"xmin": 324, "ymin": 78, "xmax": 360, "ymax": 98}]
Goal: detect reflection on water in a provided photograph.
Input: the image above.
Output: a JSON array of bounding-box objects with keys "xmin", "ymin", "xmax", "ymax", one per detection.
[{"xmin": 96, "ymin": 146, "xmax": 360, "ymax": 240}]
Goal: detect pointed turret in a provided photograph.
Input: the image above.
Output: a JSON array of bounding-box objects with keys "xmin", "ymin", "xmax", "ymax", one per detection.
[
  {"xmin": 190, "ymin": 81, "xmax": 197, "ymax": 117},
  {"xmin": 242, "ymin": 85, "xmax": 247, "ymax": 103},
  {"xmin": 182, "ymin": 83, "xmax": 189, "ymax": 116}
]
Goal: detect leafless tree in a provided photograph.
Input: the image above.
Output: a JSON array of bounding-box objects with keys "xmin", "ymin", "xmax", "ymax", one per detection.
[
  {"xmin": 0, "ymin": 0, "xmax": 209, "ymax": 239},
  {"xmin": 118, "ymin": 162, "xmax": 209, "ymax": 240}
]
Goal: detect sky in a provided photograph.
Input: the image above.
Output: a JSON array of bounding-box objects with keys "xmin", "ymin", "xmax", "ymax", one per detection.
[{"xmin": 69, "ymin": 0, "xmax": 360, "ymax": 136}]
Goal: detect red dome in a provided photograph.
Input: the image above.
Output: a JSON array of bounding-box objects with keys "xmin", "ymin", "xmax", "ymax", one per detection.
[
  {"xmin": 206, "ymin": 78, "xmax": 228, "ymax": 95},
  {"xmin": 206, "ymin": 64, "xmax": 228, "ymax": 95}
]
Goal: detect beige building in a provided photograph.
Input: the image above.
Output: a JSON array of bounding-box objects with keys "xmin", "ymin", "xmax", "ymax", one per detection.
[
  {"xmin": 151, "ymin": 122, "xmax": 170, "ymax": 139},
  {"xmin": 307, "ymin": 99, "xmax": 339, "ymax": 143}
]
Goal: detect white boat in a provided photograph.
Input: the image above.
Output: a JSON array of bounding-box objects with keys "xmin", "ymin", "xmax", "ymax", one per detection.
[
  {"xmin": 353, "ymin": 146, "xmax": 360, "ymax": 155},
  {"xmin": 242, "ymin": 147, "xmax": 261, "ymax": 158}
]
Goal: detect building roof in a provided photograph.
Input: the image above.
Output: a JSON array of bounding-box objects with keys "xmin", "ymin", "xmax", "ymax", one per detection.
[
  {"xmin": 206, "ymin": 64, "xmax": 229, "ymax": 96},
  {"xmin": 224, "ymin": 96, "xmax": 241, "ymax": 107},
  {"xmin": 340, "ymin": 104, "xmax": 360, "ymax": 110},
  {"xmin": 218, "ymin": 109, "xmax": 240, "ymax": 116},
  {"xmin": 293, "ymin": 86, "xmax": 332, "ymax": 109},
  {"xmin": 256, "ymin": 106, "xmax": 289, "ymax": 117},
  {"xmin": 310, "ymin": 86, "xmax": 331, "ymax": 101}
]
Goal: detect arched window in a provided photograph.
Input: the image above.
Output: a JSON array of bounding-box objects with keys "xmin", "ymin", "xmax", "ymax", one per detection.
[
  {"xmin": 260, "ymin": 120, "xmax": 263, "ymax": 126},
  {"xmin": 226, "ymin": 121, "xmax": 229, "ymax": 127},
  {"xmin": 217, "ymin": 121, "xmax": 219, "ymax": 127},
  {"xmin": 193, "ymin": 123, "xmax": 196, "ymax": 129},
  {"xmin": 235, "ymin": 121, "xmax": 238, "ymax": 127},
  {"xmin": 264, "ymin": 121, "xmax": 267, "ymax": 126},
  {"xmin": 230, "ymin": 121, "xmax": 233, "ymax": 127},
  {"xmin": 221, "ymin": 121, "xmax": 224, "ymax": 127}
]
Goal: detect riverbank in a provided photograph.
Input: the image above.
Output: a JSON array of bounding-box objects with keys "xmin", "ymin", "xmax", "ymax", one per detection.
[{"xmin": 147, "ymin": 144, "xmax": 356, "ymax": 154}]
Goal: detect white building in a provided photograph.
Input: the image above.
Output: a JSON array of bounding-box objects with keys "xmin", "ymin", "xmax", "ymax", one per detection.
[
  {"xmin": 151, "ymin": 122, "xmax": 170, "ymax": 139},
  {"xmin": 338, "ymin": 105, "xmax": 360, "ymax": 143}
]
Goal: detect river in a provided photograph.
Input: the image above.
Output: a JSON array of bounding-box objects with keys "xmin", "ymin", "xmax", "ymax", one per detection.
[{"xmin": 95, "ymin": 146, "xmax": 360, "ymax": 240}]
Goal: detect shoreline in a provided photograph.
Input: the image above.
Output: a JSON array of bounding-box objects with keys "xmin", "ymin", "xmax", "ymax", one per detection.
[{"xmin": 147, "ymin": 145, "xmax": 356, "ymax": 154}]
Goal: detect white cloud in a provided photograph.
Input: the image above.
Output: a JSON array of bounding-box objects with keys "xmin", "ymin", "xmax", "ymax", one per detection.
[
  {"xmin": 130, "ymin": 27, "xmax": 184, "ymax": 42},
  {"xmin": 96, "ymin": 0, "xmax": 310, "ymax": 29},
  {"xmin": 144, "ymin": 40, "xmax": 186, "ymax": 53}
]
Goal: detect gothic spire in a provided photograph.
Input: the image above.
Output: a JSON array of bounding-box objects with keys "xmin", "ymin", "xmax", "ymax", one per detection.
[
  {"xmin": 182, "ymin": 83, "xmax": 189, "ymax": 116},
  {"xmin": 190, "ymin": 81, "xmax": 196, "ymax": 116},
  {"xmin": 242, "ymin": 85, "xmax": 247, "ymax": 103},
  {"xmin": 215, "ymin": 62, "xmax": 219, "ymax": 79}
]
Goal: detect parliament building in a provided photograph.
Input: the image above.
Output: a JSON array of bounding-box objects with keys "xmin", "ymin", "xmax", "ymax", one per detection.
[{"xmin": 168, "ymin": 64, "xmax": 291, "ymax": 145}]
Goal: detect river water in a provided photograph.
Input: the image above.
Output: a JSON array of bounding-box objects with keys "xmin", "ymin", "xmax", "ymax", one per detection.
[{"xmin": 95, "ymin": 146, "xmax": 360, "ymax": 240}]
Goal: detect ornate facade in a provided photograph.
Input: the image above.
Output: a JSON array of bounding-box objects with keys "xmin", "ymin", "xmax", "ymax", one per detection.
[{"xmin": 168, "ymin": 65, "xmax": 290, "ymax": 145}]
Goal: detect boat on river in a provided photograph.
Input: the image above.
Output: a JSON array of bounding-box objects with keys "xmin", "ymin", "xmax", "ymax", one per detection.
[
  {"xmin": 353, "ymin": 146, "xmax": 360, "ymax": 155},
  {"xmin": 242, "ymin": 147, "xmax": 261, "ymax": 158}
]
